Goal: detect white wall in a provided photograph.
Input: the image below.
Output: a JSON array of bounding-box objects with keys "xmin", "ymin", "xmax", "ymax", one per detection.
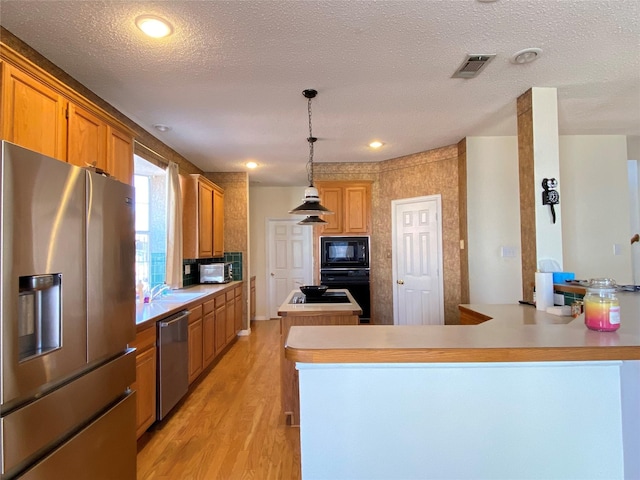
[
  {"xmin": 629, "ymin": 160, "xmax": 640, "ymax": 284},
  {"xmin": 466, "ymin": 137, "xmax": 523, "ymax": 303},
  {"xmin": 532, "ymin": 88, "xmax": 564, "ymax": 269},
  {"xmin": 467, "ymin": 135, "xmax": 635, "ymax": 303},
  {"xmin": 560, "ymin": 136, "xmax": 633, "ymax": 283},
  {"xmin": 628, "ymin": 136, "xmax": 640, "ymax": 284},
  {"xmin": 249, "ymin": 186, "xmax": 307, "ymax": 319},
  {"xmin": 298, "ymin": 361, "xmax": 629, "ymax": 479}
]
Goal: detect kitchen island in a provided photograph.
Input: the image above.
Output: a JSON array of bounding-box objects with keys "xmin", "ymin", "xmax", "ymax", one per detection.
[
  {"xmin": 285, "ymin": 293, "xmax": 640, "ymax": 479},
  {"xmin": 278, "ymin": 288, "xmax": 362, "ymax": 426}
]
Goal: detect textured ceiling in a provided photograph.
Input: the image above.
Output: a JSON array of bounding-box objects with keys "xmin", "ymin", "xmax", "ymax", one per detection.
[{"xmin": 1, "ymin": 0, "xmax": 639, "ymax": 186}]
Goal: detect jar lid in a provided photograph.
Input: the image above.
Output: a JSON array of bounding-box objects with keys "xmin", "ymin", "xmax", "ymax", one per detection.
[{"xmin": 587, "ymin": 277, "xmax": 617, "ymax": 293}]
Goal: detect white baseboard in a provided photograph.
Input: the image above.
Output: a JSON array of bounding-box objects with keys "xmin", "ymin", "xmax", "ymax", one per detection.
[{"xmin": 238, "ymin": 327, "xmax": 251, "ymax": 336}]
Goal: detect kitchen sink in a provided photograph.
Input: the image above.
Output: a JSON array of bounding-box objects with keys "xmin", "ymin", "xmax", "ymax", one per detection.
[{"xmin": 154, "ymin": 292, "xmax": 204, "ymax": 303}]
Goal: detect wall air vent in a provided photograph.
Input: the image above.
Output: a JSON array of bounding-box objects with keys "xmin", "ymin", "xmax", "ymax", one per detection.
[{"xmin": 452, "ymin": 54, "xmax": 496, "ymax": 79}]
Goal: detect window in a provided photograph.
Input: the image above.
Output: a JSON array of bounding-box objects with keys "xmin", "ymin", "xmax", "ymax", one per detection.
[{"xmin": 134, "ymin": 155, "xmax": 167, "ymax": 291}]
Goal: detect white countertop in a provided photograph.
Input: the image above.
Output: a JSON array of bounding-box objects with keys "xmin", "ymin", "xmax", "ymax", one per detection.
[
  {"xmin": 285, "ymin": 292, "xmax": 640, "ymax": 364},
  {"xmin": 135, "ymin": 282, "xmax": 242, "ymax": 329}
]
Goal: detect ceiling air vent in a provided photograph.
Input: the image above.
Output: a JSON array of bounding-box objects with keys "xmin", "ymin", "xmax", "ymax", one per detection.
[{"xmin": 452, "ymin": 54, "xmax": 496, "ymax": 79}]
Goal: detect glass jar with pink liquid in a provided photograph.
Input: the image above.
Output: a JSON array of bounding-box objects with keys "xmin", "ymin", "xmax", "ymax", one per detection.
[{"xmin": 584, "ymin": 278, "xmax": 620, "ymax": 332}]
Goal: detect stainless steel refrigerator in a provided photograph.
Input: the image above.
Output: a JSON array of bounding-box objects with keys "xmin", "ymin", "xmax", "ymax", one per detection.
[{"xmin": 0, "ymin": 141, "xmax": 137, "ymax": 479}]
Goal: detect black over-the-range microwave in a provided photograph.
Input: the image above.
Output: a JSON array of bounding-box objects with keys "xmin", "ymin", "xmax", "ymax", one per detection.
[{"xmin": 320, "ymin": 236, "xmax": 370, "ymax": 269}]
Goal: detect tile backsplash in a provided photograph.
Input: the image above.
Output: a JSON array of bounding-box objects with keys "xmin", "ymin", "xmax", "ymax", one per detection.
[{"xmin": 182, "ymin": 252, "xmax": 243, "ymax": 287}]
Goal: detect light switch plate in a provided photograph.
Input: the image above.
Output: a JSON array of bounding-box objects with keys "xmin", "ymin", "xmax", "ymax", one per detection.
[{"xmin": 185, "ymin": 264, "xmax": 191, "ymax": 275}]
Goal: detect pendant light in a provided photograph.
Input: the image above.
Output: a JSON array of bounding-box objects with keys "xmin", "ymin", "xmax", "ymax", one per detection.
[{"xmin": 289, "ymin": 89, "xmax": 334, "ymax": 224}]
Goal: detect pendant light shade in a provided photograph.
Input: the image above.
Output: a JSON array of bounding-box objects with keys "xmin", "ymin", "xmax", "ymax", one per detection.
[
  {"xmin": 297, "ymin": 215, "xmax": 327, "ymax": 225},
  {"xmin": 289, "ymin": 89, "xmax": 334, "ymax": 220}
]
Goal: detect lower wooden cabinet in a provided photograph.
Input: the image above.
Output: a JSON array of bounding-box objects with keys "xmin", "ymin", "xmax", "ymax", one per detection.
[
  {"xmin": 234, "ymin": 285, "xmax": 243, "ymax": 332},
  {"xmin": 214, "ymin": 293, "xmax": 227, "ymax": 354},
  {"xmin": 131, "ymin": 326, "xmax": 157, "ymax": 439},
  {"xmin": 184, "ymin": 283, "xmax": 245, "ymax": 386},
  {"xmin": 225, "ymin": 290, "xmax": 236, "ymax": 343},
  {"xmin": 202, "ymin": 299, "xmax": 215, "ymax": 368},
  {"xmin": 187, "ymin": 305, "xmax": 204, "ymax": 385}
]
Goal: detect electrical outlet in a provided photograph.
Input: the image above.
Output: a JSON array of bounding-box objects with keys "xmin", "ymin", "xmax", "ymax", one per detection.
[
  {"xmin": 613, "ymin": 243, "xmax": 622, "ymax": 256},
  {"xmin": 185, "ymin": 264, "xmax": 191, "ymax": 275}
]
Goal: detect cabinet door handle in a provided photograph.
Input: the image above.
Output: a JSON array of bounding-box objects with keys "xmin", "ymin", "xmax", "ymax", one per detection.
[{"xmin": 397, "ymin": 280, "xmax": 404, "ymax": 285}]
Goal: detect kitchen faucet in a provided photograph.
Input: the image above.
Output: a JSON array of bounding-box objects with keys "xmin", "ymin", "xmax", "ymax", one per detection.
[{"xmin": 149, "ymin": 284, "xmax": 171, "ymax": 301}]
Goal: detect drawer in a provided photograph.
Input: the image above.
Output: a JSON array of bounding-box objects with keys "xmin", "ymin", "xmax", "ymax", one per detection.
[
  {"xmin": 234, "ymin": 286, "xmax": 242, "ymax": 298},
  {"xmin": 215, "ymin": 293, "xmax": 226, "ymax": 308},
  {"xmin": 226, "ymin": 291, "xmax": 234, "ymax": 303},
  {"xmin": 189, "ymin": 304, "xmax": 203, "ymax": 323},
  {"xmin": 203, "ymin": 298, "xmax": 215, "ymax": 315},
  {"xmin": 131, "ymin": 326, "xmax": 156, "ymax": 352}
]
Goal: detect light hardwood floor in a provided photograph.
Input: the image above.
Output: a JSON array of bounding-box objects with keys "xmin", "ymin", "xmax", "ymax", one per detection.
[{"xmin": 137, "ymin": 320, "xmax": 302, "ymax": 479}]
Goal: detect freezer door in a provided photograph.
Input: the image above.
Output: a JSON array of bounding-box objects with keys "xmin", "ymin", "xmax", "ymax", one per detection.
[
  {"xmin": 1, "ymin": 349, "xmax": 135, "ymax": 477},
  {"xmin": 86, "ymin": 171, "xmax": 135, "ymax": 363},
  {"xmin": 1, "ymin": 142, "xmax": 87, "ymax": 408},
  {"xmin": 18, "ymin": 392, "xmax": 136, "ymax": 480}
]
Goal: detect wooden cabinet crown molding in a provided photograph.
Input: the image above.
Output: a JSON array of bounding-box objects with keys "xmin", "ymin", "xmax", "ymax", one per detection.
[{"xmin": 0, "ymin": 42, "xmax": 134, "ymax": 138}]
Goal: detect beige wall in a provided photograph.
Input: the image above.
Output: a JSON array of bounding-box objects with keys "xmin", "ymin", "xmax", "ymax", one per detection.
[
  {"xmin": 315, "ymin": 145, "xmax": 462, "ymax": 325},
  {"xmin": 206, "ymin": 172, "xmax": 250, "ymax": 328},
  {"xmin": 467, "ymin": 137, "xmax": 523, "ymax": 304},
  {"xmin": 559, "ymin": 136, "xmax": 632, "ymax": 283},
  {"xmin": 249, "ymin": 186, "xmax": 307, "ymax": 319},
  {"xmin": 466, "ymin": 135, "xmax": 635, "ymax": 298}
]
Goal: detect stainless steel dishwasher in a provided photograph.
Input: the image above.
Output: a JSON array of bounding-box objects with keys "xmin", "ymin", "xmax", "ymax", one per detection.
[{"xmin": 157, "ymin": 309, "xmax": 189, "ymax": 420}]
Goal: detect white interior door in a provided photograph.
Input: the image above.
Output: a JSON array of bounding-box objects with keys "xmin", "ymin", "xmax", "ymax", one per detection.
[
  {"xmin": 267, "ymin": 219, "xmax": 313, "ymax": 318},
  {"xmin": 392, "ymin": 196, "xmax": 444, "ymax": 325}
]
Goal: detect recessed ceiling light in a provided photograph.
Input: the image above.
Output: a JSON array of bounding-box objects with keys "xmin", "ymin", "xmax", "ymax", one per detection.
[
  {"xmin": 245, "ymin": 161, "xmax": 258, "ymax": 169},
  {"xmin": 136, "ymin": 15, "xmax": 173, "ymax": 38},
  {"xmin": 369, "ymin": 141, "xmax": 384, "ymax": 149},
  {"xmin": 511, "ymin": 48, "xmax": 542, "ymax": 64},
  {"xmin": 153, "ymin": 124, "xmax": 171, "ymax": 132}
]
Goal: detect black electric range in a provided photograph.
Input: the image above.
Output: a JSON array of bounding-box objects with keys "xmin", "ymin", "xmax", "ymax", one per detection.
[{"xmin": 290, "ymin": 291, "xmax": 350, "ymax": 304}]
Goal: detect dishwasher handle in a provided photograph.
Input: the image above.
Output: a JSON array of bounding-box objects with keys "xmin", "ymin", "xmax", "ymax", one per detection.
[{"xmin": 159, "ymin": 310, "xmax": 189, "ymax": 328}]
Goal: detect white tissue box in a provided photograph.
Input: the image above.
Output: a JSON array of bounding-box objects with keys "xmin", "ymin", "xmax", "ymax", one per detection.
[{"xmin": 546, "ymin": 305, "xmax": 572, "ymax": 316}]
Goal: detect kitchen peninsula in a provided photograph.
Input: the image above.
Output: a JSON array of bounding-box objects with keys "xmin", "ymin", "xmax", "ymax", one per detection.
[
  {"xmin": 285, "ymin": 293, "xmax": 640, "ymax": 479},
  {"xmin": 278, "ymin": 289, "xmax": 362, "ymax": 426}
]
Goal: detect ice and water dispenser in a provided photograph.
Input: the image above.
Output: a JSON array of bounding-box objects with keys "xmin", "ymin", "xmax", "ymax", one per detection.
[{"xmin": 18, "ymin": 274, "xmax": 62, "ymax": 362}]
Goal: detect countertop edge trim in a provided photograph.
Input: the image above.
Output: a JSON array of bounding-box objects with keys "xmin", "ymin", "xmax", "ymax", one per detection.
[{"xmin": 284, "ymin": 346, "xmax": 640, "ymax": 364}]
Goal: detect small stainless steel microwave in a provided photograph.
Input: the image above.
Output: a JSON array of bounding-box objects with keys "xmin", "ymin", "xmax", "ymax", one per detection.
[{"xmin": 199, "ymin": 262, "xmax": 233, "ymax": 284}]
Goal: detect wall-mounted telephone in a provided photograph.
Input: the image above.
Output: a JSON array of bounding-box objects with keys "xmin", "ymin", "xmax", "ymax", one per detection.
[{"xmin": 542, "ymin": 178, "xmax": 559, "ymax": 224}]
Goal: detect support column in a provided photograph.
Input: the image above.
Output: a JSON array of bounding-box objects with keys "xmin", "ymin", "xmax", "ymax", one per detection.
[{"xmin": 517, "ymin": 88, "xmax": 563, "ymax": 301}]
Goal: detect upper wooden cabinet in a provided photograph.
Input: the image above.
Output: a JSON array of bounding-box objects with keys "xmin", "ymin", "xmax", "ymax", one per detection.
[
  {"xmin": 1, "ymin": 62, "xmax": 67, "ymax": 161},
  {"xmin": 198, "ymin": 181, "xmax": 214, "ymax": 258},
  {"xmin": 107, "ymin": 126, "xmax": 134, "ymax": 185},
  {"xmin": 181, "ymin": 174, "xmax": 225, "ymax": 259},
  {"xmin": 67, "ymin": 103, "xmax": 107, "ymax": 171},
  {"xmin": 0, "ymin": 44, "xmax": 135, "ymax": 185},
  {"xmin": 212, "ymin": 186, "xmax": 224, "ymax": 257},
  {"xmin": 316, "ymin": 181, "xmax": 372, "ymax": 234}
]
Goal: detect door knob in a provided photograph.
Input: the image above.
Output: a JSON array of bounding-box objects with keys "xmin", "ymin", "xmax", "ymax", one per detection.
[
  {"xmin": 397, "ymin": 280, "xmax": 404, "ymax": 285},
  {"xmin": 270, "ymin": 272, "xmax": 275, "ymax": 277}
]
